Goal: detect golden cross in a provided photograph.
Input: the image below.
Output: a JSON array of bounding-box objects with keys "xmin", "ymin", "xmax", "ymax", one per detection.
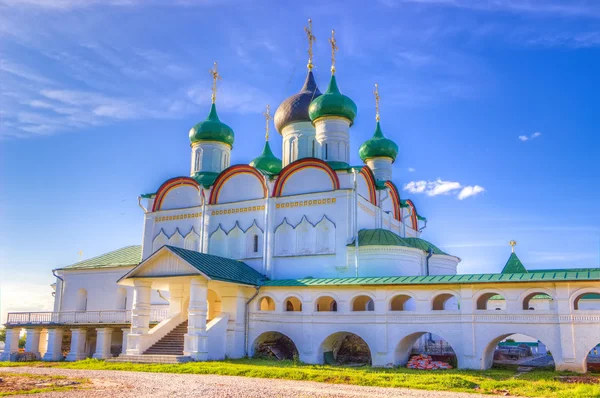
[
  {"xmin": 262, "ymin": 104, "xmax": 272, "ymax": 141},
  {"xmin": 304, "ymin": 19, "xmax": 316, "ymax": 71},
  {"xmin": 329, "ymin": 29, "xmax": 338, "ymax": 74},
  {"xmin": 509, "ymin": 240, "xmax": 517, "ymax": 253},
  {"xmin": 209, "ymin": 61, "xmax": 221, "ymax": 104},
  {"xmin": 78, "ymin": 250, "xmax": 83, "ymax": 258},
  {"xmin": 374, "ymin": 83, "xmax": 380, "ymax": 122}
]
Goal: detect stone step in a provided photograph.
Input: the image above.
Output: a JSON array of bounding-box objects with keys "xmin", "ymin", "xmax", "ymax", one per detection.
[{"xmin": 143, "ymin": 319, "xmax": 188, "ymax": 356}]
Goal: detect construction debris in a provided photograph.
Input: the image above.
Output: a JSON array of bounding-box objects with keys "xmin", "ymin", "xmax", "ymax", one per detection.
[{"xmin": 406, "ymin": 354, "xmax": 453, "ymax": 370}]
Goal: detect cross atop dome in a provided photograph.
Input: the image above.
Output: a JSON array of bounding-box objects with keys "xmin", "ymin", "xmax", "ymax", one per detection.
[
  {"xmin": 304, "ymin": 19, "xmax": 316, "ymax": 71},
  {"xmin": 329, "ymin": 29, "xmax": 338, "ymax": 75},
  {"xmin": 209, "ymin": 61, "xmax": 221, "ymax": 104},
  {"xmin": 510, "ymin": 240, "xmax": 517, "ymax": 253}
]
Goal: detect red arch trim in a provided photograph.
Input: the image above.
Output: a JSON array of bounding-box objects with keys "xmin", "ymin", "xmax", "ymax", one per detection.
[
  {"xmin": 152, "ymin": 177, "xmax": 200, "ymax": 212},
  {"xmin": 405, "ymin": 199, "xmax": 419, "ymax": 231},
  {"xmin": 209, "ymin": 165, "xmax": 268, "ymax": 204},
  {"xmin": 272, "ymin": 158, "xmax": 340, "ymax": 197},
  {"xmin": 384, "ymin": 181, "xmax": 402, "ymax": 221},
  {"xmin": 359, "ymin": 167, "xmax": 378, "ymax": 206}
]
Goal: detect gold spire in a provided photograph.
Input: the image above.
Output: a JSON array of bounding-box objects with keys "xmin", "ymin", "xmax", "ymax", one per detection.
[
  {"xmin": 509, "ymin": 240, "xmax": 517, "ymax": 253},
  {"xmin": 304, "ymin": 19, "xmax": 316, "ymax": 71},
  {"xmin": 374, "ymin": 83, "xmax": 380, "ymax": 122},
  {"xmin": 262, "ymin": 104, "xmax": 272, "ymax": 141},
  {"xmin": 209, "ymin": 61, "xmax": 221, "ymax": 104},
  {"xmin": 329, "ymin": 29, "xmax": 338, "ymax": 75}
]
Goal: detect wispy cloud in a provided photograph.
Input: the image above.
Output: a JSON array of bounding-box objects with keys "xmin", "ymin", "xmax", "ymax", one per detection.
[
  {"xmin": 404, "ymin": 178, "xmax": 486, "ymax": 199},
  {"xmin": 527, "ymin": 251, "xmax": 599, "ymax": 264},
  {"xmin": 518, "ymin": 131, "xmax": 542, "ymax": 141},
  {"xmin": 408, "ymin": 167, "xmax": 416, "ymax": 172}
]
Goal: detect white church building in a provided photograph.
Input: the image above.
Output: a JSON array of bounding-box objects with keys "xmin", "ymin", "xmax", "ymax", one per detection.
[{"xmin": 3, "ymin": 23, "xmax": 600, "ymax": 373}]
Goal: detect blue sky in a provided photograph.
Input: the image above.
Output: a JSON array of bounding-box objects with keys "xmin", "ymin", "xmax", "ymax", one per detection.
[{"xmin": 1, "ymin": 0, "xmax": 599, "ymax": 320}]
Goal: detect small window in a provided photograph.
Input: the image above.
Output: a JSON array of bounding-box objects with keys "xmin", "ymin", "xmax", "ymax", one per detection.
[
  {"xmin": 253, "ymin": 235, "xmax": 259, "ymax": 253},
  {"xmin": 312, "ymin": 140, "xmax": 315, "ymax": 157},
  {"xmin": 325, "ymin": 144, "xmax": 328, "ymax": 159}
]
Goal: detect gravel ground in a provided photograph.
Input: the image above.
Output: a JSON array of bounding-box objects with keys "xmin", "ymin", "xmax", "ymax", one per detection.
[{"xmin": 0, "ymin": 366, "xmax": 484, "ymax": 398}]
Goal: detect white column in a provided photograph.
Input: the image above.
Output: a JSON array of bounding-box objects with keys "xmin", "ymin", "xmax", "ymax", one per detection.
[
  {"xmin": 126, "ymin": 279, "xmax": 152, "ymax": 355},
  {"xmin": 121, "ymin": 327, "xmax": 130, "ymax": 355},
  {"xmin": 66, "ymin": 328, "xmax": 87, "ymax": 361},
  {"xmin": 184, "ymin": 277, "xmax": 208, "ymax": 360},
  {"xmin": 38, "ymin": 329, "xmax": 48, "ymax": 359},
  {"xmin": 92, "ymin": 328, "xmax": 114, "ymax": 359},
  {"xmin": 43, "ymin": 328, "xmax": 65, "ymax": 361},
  {"xmin": 221, "ymin": 286, "xmax": 247, "ymax": 359},
  {"xmin": 24, "ymin": 328, "xmax": 41, "ymax": 359},
  {"xmin": 0, "ymin": 328, "xmax": 21, "ymax": 361}
]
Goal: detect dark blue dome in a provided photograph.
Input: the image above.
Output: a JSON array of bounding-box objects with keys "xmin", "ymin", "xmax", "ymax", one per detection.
[{"xmin": 274, "ymin": 70, "xmax": 321, "ymax": 133}]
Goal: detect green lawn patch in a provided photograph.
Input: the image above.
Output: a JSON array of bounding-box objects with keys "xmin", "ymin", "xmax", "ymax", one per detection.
[{"xmin": 1, "ymin": 359, "xmax": 598, "ymax": 397}]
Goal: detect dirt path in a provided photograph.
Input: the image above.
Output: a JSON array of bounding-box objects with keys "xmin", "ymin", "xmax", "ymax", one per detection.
[{"xmin": 0, "ymin": 366, "xmax": 485, "ymax": 397}]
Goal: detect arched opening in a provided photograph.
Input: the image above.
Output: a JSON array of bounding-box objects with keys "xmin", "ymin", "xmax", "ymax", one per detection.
[
  {"xmin": 252, "ymin": 331, "xmax": 298, "ymax": 360},
  {"xmin": 395, "ymin": 332, "xmax": 457, "ymax": 368},
  {"xmin": 522, "ymin": 292, "xmax": 554, "ymax": 310},
  {"xmin": 584, "ymin": 340, "xmax": 600, "ymax": 373},
  {"xmin": 476, "ymin": 293, "xmax": 505, "ymax": 310},
  {"xmin": 351, "ymin": 295, "xmax": 374, "ymax": 312},
  {"xmin": 75, "ymin": 288, "xmax": 87, "ymax": 311},
  {"xmin": 207, "ymin": 289, "xmax": 222, "ymax": 320},
  {"xmin": 315, "ymin": 296, "xmax": 337, "ymax": 312},
  {"xmin": 320, "ymin": 332, "xmax": 372, "ymax": 366},
  {"xmin": 574, "ymin": 292, "xmax": 600, "ymax": 310},
  {"xmin": 483, "ymin": 333, "xmax": 554, "ymax": 370},
  {"xmin": 259, "ymin": 297, "xmax": 275, "ymax": 311},
  {"xmin": 115, "ymin": 288, "xmax": 127, "ymax": 310},
  {"xmin": 284, "ymin": 297, "xmax": 302, "ymax": 312},
  {"xmin": 432, "ymin": 293, "xmax": 458, "ymax": 311},
  {"xmin": 390, "ymin": 294, "xmax": 415, "ymax": 311}
]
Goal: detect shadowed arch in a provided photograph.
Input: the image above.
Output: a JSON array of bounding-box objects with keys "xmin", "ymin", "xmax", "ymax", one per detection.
[
  {"xmin": 152, "ymin": 177, "xmax": 200, "ymax": 212},
  {"xmin": 251, "ymin": 331, "xmax": 299, "ymax": 360},
  {"xmin": 384, "ymin": 181, "xmax": 402, "ymax": 221},
  {"xmin": 209, "ymin": 165, "xmax": 268, "ymax": 204},
  {"xmin": 359, "ymin": 167, "xmax": 377, "ymax": 205},
  {"xmin": 394, "ymin": 331, "xmax": 459, "ymax": 367},
  {"xmin": 481, "ymin": 333, "xmax": 557, "ymax": 370},
  {"xmin": 404, "ymin": 199, "xmax": 419, "ymax": 231},
  {"xmin": 272, "ymin": 158, "xmax": 340, "ymax": 197},
  {"xmin": 319, "ymin": 331, "xmax": 373, "ymax": 365}
]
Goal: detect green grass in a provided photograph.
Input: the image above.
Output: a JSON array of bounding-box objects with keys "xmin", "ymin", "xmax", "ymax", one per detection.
[{"xmin": 1, "ymin": 359, "xmax": 598, "ymax": 397}]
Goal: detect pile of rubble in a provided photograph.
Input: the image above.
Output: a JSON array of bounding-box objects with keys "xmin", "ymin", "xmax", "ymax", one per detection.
[{"xmin": 406, "ymin": 354, "xmax": 453, "ymax": 370}]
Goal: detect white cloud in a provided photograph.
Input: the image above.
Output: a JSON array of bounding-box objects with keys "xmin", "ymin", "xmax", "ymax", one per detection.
[
  {"xmin": 408, "ymin": 167, "xmax": 416, "ymax": 172},
  {"xmin": 403, "ymin": 178, "xmax": 485, "ymax": 199},
  {"xmin": 457, "ymin": 185, "xmax": 485, "ymax": 200},
  {"xmin": 518, "ymin": 131, "xmax": 542, "ymax": 142}
]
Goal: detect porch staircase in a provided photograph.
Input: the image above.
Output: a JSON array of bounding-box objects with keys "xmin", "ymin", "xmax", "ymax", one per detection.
[{"xmin": 144, "ymin": 320, "xmax": 188, "ymax": 355}]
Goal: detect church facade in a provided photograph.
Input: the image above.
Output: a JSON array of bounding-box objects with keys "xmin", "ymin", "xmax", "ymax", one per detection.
[{"xmin": 2, "ymin": 24, "xmax": 600, "ymax": 373}]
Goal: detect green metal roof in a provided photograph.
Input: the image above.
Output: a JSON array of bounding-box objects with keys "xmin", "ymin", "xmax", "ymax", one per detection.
[
  {"xmin": 262, "ymin": 268, "xmax": 600, "ymax": 287},
  {"xmin": 250, "ymin": 141, "xmax": 282, "ymax": 175},
  {"xmin": 502, "ymin": 252, "xmax": 527, "ymax": 274},
  {"xmin": 162, "ymin": 246, "xmax": 266, "ymax": 286},
  {"xmin": 308, "ymin": 75, "xmax": 357, "ymax": 125},
  {"xmin": 348, "ymin": 229, "xmax": 449, "ymax": 255},
  {"xmin": 59, "ymin": 245, "xmax": 141, "ymax": 270},
  {"xmin": 191, "ymin": 171, "xmax": 219, "ymax": 188},
  {"xmin": 359, "ymin": 121, "xmax": 399, "ymax": 163},
  {"xmin": 189, "ymin": 103, "xmax": 235, "ymax": 146},
  {"xmin": 140, "ymin": 193, "xmax": 155, "ymax": 199}
]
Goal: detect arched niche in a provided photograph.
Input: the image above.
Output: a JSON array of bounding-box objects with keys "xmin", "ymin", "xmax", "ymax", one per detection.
[
  {"xmin": 315, "ymin": 296, "xmax": 337, "ymax": 312},
  {"xmin": 152, "ymin": 229, "xmax": 168, "ymax": 253},
  {"xmin": 384, "ymin": 181, "xmax": 402, "ymax": 221},
  {"xmin": 351, "ymin": 295, "xmax": 374, "ymax": 312},
  {"xmin": 273, "ymin": 158, "xmax": 339, "ymax": 197},
  {"xmin": 284, "ymin": 297, "xmax": 302, "ymax": 312},
  {"xmin": 476, "ymin": 292, "xmax": 506, "ymax": 310},
  {"xmin": 207, "ymin": 289, "xmax": 222, "ymax": 320},
  {"xmin": 481, "ymin": 333, "xmax": 555, "ymax": 370},
  {"xmin": 389, "ymin": 294, "xmax": 415, "ymax": 311},
  {"xmin": 432, "ymin": 292, "xmax": 459, "ymax": 311},
  {"xmin": 357, "ymin": 167, "xmax": 377, "ymax": 205},
  {"xmin": 394, "ymin": 331, "xmax": 458, "ymax": 367},
  {"xmin": 252, "ymin": 331, "xmax": 299, "ymax": 360},
  {"xmin": 522, "ymin": 291, "xmax": 554, "ymax": 310},
  {"xmin": 75, "ymin": 288, "xmax": 87, "ymax": 311},
  {"xmin": 573, "ymin": 291, "xmax": 600, "ymax": 310},
  {"xmin": 208, "ymin": 225, "xmax": 228, "ymax": 258},
  {"xmin": 320, "ymin": 332, "xmax": 372, "ymax": 365},
  {"xmin": 209, "ymin": 165, "xmax": 268, "ymax": 204},
  {"xmin": 259, "ymin": 296, "xmax": 276, "ymax": 311},
  {"xmin": 152, "ymin": 177, "xmax": 201, "ymax": 211}
]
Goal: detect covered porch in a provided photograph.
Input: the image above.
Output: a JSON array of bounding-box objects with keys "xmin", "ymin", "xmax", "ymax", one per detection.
[{"xmin": 116, "ymin": 245, "xmax": 264, "ymax": 361}]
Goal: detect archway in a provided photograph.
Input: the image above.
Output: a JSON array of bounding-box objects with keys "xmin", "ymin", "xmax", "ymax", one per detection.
[
  {"xmin": 320, "ymin": 332, "xmax": 372, "ymax": 366},
  {"xmin": 252, "ymin": 331, "xmax": 298, "ymax": 360},
  {"xmin": 482, "ymin": 333, "xmax": 554, "ymax": 370},
  {"xmin": 207, "ymin": 289, "xmax": 222, "ymax": 320},
  {"xmin": 75, "ymin": 288, "xmax": 87, "ymax": 311},
  {"xmin": 574, "ymin": 292, "xmax": 600, "ymax": 310},
  {"xmin": 351, "ymin": 295, "xmax": 374, "ymax": 312},
  {"xmin": 432, "ymin": 293, "xmax": 458, "ymax": 311},
  {"xmin": 259, "ymin": 296, "xmax": 275, "ymax": 311},
  {"xmin": 284, "ymin": 297, "xmax": 302, "ymax": 312},
  {"xmin": 395, "ymin": 332, "xmax": 457, "ymax": 367},
  {"xmin": 389, "ymin": 294, "xmax": 415, "ymax": 311},
  {"xmin": 476, "ymin": 293, "xmax": 505, "ymax": 310},
  {"xmin": 522, "ymin": 292, "xmax": 554, "ymax": 310},
  {"xmin": 316, "ymin": 296, "xmax": 337, "ymax": 312}
]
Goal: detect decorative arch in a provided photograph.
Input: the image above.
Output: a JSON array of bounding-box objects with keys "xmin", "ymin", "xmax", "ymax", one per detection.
[
  {"xmin": 404, "ymin": 199, "xmax": 419, "ymax": 230},
  {"xmin": 272, "ymin": 158, "xmax": 340, "ymax": 197},
  {"xmin": 384, "ymin": 181, "xmax": 402, "ymax": 221},
  {"xmin": 315, "ymin": 294, "xmax": 339, "ymax": 312},
  {"xmin": 480, "ymin": 332, "xmax": 559, "ymax": 370},
  {"xmin": 571, "ymin": 288, "xmax": 600, "ymax": 310},
  {"xmin": 251, "ymin": 331, "xmax": 299, "ymax": 360},
  {"xmin": 257, "ymin": 295, "xmax": 276, "ymax": 311},
  {"xmin": 152, "ymin": 177, "xmax": 200, "ymax": 212},
  {"xmin": 359, "ymin": 167, "xmax": 377, "ymax": 205},
  {"xmin": 517, "ymin": 287, "xmax": 555, "ymax": 310},
  {"xmin": 394, "ymin": 330, "xmax": 460, "ymax": 367},
  {"xmin": 284, "ymin": 296, "xmax": 303, "ymax": 312},
  {"xmin": 474, "ymin": 288, "xmax": 508, "ymax": 310},
  {"xmin": 389, "ymin": 293, "xmax": 416, "ymax": 311},
  {"xmin": 351, "ymin": 294, "xmax": 375, "ymax": 312},
  {"xmin": 431, "ymin": 290, "xmax": 460, "ymax": 311},
  {"xmin": 209, "ymin": 165, "xmax": 268, "ymax": 204},
  {"xmin": 319, "ymin": 331, "xmax": 373, "ymax": 365}
]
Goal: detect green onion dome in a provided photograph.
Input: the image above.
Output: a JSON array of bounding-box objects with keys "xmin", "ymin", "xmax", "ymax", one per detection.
[
  {"xmin": 308, "ymin": 75, "xmax": 357, "ymax": 125},
  {"xmin": 359, "ymin": 121, "xmax": 398, "ymax": 162},
  {"xmin": 249, "ymin": 141, "xmax": 282, "ymax": 175},
  {"xmin": 189, "ymin": 104, "xmax": 235, "ymax": 147}
]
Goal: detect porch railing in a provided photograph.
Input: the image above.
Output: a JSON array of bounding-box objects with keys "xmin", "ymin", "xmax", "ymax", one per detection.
[{"xmin": 5, "ymin": 308, "xmax": 169, "ymax": 326}]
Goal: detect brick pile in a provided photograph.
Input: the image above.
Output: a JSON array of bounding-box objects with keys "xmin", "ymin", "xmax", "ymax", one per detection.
[{"xmin": 406, "ymin": 354, "xmax": 453, "ymax": 370}]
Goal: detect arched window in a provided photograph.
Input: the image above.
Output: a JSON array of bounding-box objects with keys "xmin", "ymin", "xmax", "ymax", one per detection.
[
  {"xmin": 253, "ymin": 235, "xmax": 259, "ymax": 253},
  {"xmin": 312, "ymin": 140, "xmax": 315, "ymax": 157},
  {"xmin": 390, "ymin": 294, "xmax": 414, "ymax": 311},
  {"xmin": 284, "ymin": 297, "xmax": 302, "ymax": 312},
  {"xmin": 316, "ymin": 296, "xmax": 337, "ymax": 312},
  {"xmin": 325, "ymin": 143, "xmax": 329, "ymax": 159},
  {"xmin": 259, "ymin": 297, "xmax": 275, "ymax": 311},
  {"xmin": 76, "ymin": 288, "xmax": 87, "ymax": 311},
  {"xmin": 352, "ymin": 295, "xmax": 374, "ymax": 311},
  {"xmin": 432, "ymin": 293, "xmax": 458, "ymax": 311}
]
